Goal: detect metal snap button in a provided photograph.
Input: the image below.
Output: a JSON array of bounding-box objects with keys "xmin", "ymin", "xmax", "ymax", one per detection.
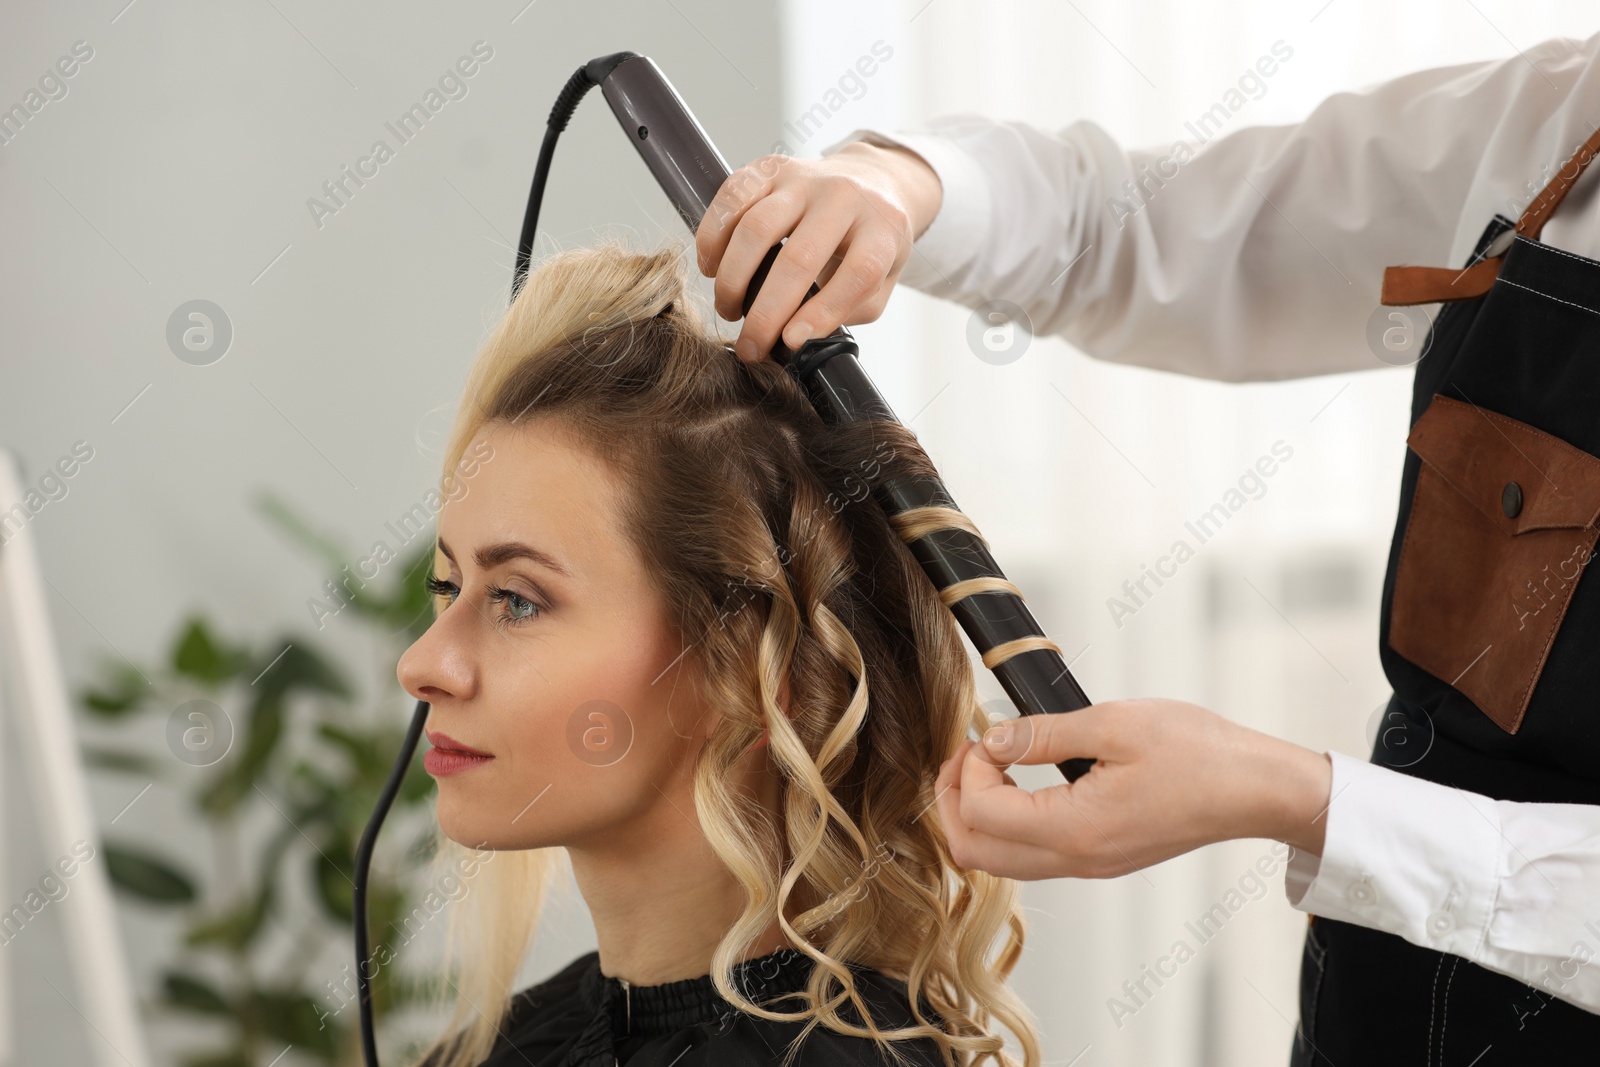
[
  {"xmin": 1502, "ymin": 480, "xmax": 1523, "ymax": 519},
  {"xmin": 1347, "ymin": 878, "xmax": 1377, "ymax": 906},
  {"xmin": 1427, "ymin": 909, "xmax": 1455, "ymax": 936}
]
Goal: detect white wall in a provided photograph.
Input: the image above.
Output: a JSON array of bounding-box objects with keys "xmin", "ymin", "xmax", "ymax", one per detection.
[{"xmin": 779, "ymin": 2, "xmax": 1598, "ymax": 1065}]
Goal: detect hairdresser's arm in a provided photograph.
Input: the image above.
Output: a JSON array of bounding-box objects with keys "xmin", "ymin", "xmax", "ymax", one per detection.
[
  {"xmin": 934, "ymin": 700, "xmax": 1600, "ymax": 1013},
  {"xmin": 812, "ymin": 32, "xmax": 1600, "ymax": 381}
]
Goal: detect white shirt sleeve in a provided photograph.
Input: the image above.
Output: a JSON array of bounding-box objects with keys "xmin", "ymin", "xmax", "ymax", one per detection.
[
  {"xmin": 821, "ymin": 32, "xmax": 1600, "ymax": 382},
  {"xmin": 1284, "ymin": 750, "xmax": 1600, "ymax": 1014}
]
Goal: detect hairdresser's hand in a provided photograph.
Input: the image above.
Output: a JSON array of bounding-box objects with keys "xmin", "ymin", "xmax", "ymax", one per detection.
[
  {"xmin": 696, "ymin": 142, "xmax": 942, "ymax": 362},
  {"xmin": 934, "ymin": 699, "xmax": 1333, "ymax": 880}
]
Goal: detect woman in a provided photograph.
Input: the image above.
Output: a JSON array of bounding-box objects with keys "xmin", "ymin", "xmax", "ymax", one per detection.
[{"xmin": 395, "ymin": 241, "xmax": 1042, "ymax": 1067}]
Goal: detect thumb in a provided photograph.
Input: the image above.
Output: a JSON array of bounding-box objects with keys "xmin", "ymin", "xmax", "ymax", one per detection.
[{"xmin": 980, "ymin": 706, "xmax": 1118, "ymax": 767}]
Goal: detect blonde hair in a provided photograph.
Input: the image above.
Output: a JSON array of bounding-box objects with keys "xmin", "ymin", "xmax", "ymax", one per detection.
[{"xmin": 407, "ymin": 239, "xmax": 1042, "ymax": 1067}]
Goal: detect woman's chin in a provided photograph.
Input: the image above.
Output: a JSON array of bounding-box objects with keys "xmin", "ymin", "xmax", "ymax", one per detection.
[
  {"xmin": 435, "ymin": 799, "xmax": 499, "ymax": 850},
  {"xmin": 435, "ymin": 801, "xmax": 558, "ymax": 852}
]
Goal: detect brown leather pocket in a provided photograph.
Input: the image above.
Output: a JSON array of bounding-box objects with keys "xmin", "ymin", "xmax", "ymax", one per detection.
[{"xmin": 1390, "ymin": 394, "xmax": 1600, "ymax": 733}]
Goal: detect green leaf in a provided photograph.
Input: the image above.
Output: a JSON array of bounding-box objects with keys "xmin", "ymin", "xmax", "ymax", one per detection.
[
  {"xmin": 80, "ymin": 661, "xmax": 150, "ymax": 718},
  {"xmin": 182, "ymin": 910, "xmax": 240, "ymax": 950},
  {"xmin": 105, "ymin": 843, "xmax": 196, "ymax": 904},
  {"xmin": 160, "ymin": 970, "xmax": 231, "ymax": 1015},
  {"xmin": 83, "ymin": 690, "xmax": 138, "ymax": 715},
  {"xmin": 252, "ymin": 642, "xmax": 350, "ymax": 701},
  {"xmin": 183, "ymin": 883, "xmax": 273, "ymax": 952},
  {"xmin": 258, "ymin": 988, "xmax": 339, "ymax": 1057},
  {"xmin": 199, "ymin": 688, "xmax": 289, "ymax": 816},
  {"xmin": 171, "ymin": 618, "xmax": 249, "ymax": 685},
  {"xmin": 233, "ymin": 832, "xmax": 287, "ymax": 950},
  {"xmin": 230, "ymin": 821, "xmax": 295, "ymax": 952},
  {"xmin": 285, "ymin": 767, "xmax": 352, "ymax": 846},
  {"xmin": 314, "ymin": 723, "xmax": 376, "ymax": 777},
  {"xmin": 177, "ymin": 1049, "xmax": 250, "ymax": 1067},
  {"xmin": 80, "ymin": 745, "xmax": 166, "ymax": 777}
]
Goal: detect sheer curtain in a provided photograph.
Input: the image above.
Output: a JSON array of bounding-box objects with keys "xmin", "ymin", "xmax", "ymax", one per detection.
[{"xmin": 778, "ymin": 3, "xmax": 1597, "ymax": 1064}]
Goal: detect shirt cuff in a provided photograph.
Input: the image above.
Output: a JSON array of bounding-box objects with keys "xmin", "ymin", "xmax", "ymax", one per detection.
[
  {"xmin": 818, "ymin": 127, "xmax": 991, "ymax": 290},
  {"xmin": 1283, "ymin": 750, "xmax": 1502, "ymax": 963}
]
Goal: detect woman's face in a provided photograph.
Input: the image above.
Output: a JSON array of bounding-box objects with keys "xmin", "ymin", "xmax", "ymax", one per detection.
[{"xmin": 397, "ymin": 419, "xmax": 714, "ymax": 852}]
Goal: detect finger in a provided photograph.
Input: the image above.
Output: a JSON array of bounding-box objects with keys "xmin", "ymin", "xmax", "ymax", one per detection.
[
  {"xmin": 936, "ymin": 775, "xmax": 1080, "ymax": 880},
  {"xmin": 778, "ymin": 227, "xmax": 899, "ymax": 350},
  {"xmin": 739, "ymin": 206, "xmax": 855, "ymax": 358},
  {"xmin": 933, "ymin": 739, "xmax": 979, "ymax": 812},
  {"xmin": 958, "ymin": 739, "xmax": 1046, "ymax": 840},
  {"xmin": 812, "ymin": 253, "xmax": 843, "ymax": 291},
  {"xmin": 696, "ymin": 155, "xmax": 783, "ymax": 278},
  {"xmin": 958, "ymin": 731, "xmax": 1013, "ymax": 796},
  {"xmin": 979, "ymin": 707, "xmax": 1120, "ymax": 768},
  {"xmin": 958, "ymin": 741, "xmax": 1084, "ymax": 852},
  {"xmin": 714, "ymin": 194, "xmax": 806, "ymax": 327},
  {"xmin": 936, "ymin": 740, "xmax": 974, "ymax": 794}
]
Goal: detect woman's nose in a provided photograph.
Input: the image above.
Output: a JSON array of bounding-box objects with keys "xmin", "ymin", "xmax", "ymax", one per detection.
[{"xmin": 396, "ymin": 609, "xmax": 476, "ymax": 704}]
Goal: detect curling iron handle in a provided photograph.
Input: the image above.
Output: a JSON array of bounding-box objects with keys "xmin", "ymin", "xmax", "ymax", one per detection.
[
  {"xmin": 600, "ymin": 55, "xmax": 732, "ymax": 232},
  {"xmin": 598, "ymin": 54, "xmax": 838, "ymax": 347}
]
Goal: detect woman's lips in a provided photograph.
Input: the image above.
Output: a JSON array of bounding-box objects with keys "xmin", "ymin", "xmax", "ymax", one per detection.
[
  {"xmin": 424, "ymin": 730, "xmax": 494, "ymax": 776},
  {"xmin": 424, "ymin": 748, "xmax": 493, "ymax": 776}
]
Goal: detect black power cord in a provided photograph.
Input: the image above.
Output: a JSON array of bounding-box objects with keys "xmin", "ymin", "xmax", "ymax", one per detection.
[
  {"xmin": 353, "ymin": 699, "xmax": 429, "ymax": 1067},
  {"xmin": 513, "ymin": 52, "xmax": 640, "ymax": 301}
]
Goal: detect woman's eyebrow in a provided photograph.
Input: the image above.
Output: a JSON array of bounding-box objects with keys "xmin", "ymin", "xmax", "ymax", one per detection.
[{"xmin": 436, "ymin": 536, "xmax": 573, "ymax": 578}]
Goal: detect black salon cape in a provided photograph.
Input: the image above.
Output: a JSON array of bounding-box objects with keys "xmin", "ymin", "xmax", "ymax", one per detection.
[{"xmin": 457, "ymin": 947, "xmax": 950, "ymax": 1066}]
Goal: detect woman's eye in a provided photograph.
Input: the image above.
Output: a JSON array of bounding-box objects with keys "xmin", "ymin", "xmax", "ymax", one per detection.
[
  {"xmin": 489, "ymin": 587, "xmax": 542, "ymax": 623},
  {"xmin": 425, "ymin": 576, "xmax": 542, "ymax": 624}
]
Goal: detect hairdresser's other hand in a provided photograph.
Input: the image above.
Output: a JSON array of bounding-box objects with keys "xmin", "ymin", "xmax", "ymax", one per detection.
[
  {"xmin": 934, "ymin": 699, "xmax": 1333, "ymax": 880},
  {"xmin": 696, "ymin": 142, "xmax": 942, "ymax": 362}
]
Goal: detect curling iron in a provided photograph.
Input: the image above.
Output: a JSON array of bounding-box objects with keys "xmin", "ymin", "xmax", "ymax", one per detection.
[{"xmin": 354, "ymin": 51, "xmax": 1095, "ymax": 1067}]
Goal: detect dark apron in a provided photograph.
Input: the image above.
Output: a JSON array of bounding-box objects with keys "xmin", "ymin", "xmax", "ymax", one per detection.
[{"xmin": 1290, "ymin": 126, "xmax": 1600, "ymax": 1064}]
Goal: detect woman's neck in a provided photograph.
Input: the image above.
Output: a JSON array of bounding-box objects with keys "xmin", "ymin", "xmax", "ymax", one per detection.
[{"xmin": 569, "ymin": 818, "xmax": 788, "ymax": 986}]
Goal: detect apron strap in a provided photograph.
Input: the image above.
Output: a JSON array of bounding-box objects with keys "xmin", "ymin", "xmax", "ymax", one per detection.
[{"xmin": 1381, "ymin": 123, "xmax": 1600, "ymax": 306}]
